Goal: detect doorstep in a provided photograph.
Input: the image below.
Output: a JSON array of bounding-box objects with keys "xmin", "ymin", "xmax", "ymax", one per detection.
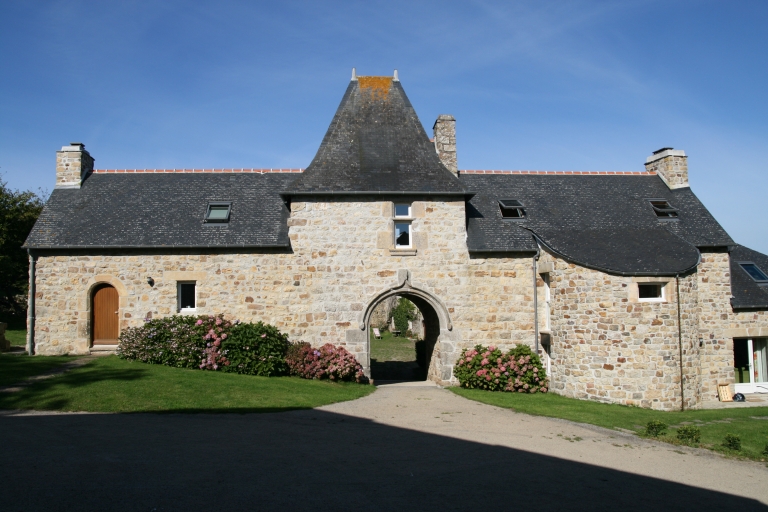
[{"xmin": 89, "ymin": 345, "xmax": 118, "ymax": 355}]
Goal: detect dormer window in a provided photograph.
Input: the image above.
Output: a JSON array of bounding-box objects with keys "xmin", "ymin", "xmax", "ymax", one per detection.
[
  {"xmin": 739, "ymin": 262, "xmax": 768, "ymax": 284},
  {"xmin": 499, "ymin": 199, "xmax": 525, "ymax": 219},
  {"xmin": 648, "ymin": 199, "xmax": 678, "ymax": 219},
  {"xmin": 205, "ymin": 202, "xmax": 231, "ymax": 223}
]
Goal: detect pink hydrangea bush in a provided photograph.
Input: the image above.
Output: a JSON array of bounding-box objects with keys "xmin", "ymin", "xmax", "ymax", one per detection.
[
  {"xmin": 454, "ymin": 344, "xmax": 548, "ymax": 393},
  {"xmin": 196, "ymin": 314, "xmax": 233, "ymax": 371},
  {"xmin": 286, "ymin": 342, "xmax": 368, "ymax": 383}
]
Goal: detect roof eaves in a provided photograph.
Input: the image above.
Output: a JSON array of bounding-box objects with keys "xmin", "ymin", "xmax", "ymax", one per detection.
[
  {"xmin": 280, "ymin": 190, "xmax": 474, "ymax": 198},
  {"xmin": 24, "ymin": 243, "xmax": 292, "ymax": 250},
  {"xmin": 529, "ymin": 231, "xmax": 701, "ymax": 277}
]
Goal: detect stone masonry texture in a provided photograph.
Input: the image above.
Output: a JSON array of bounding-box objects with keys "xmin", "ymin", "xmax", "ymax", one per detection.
[{"xmin": 31, "ymin": 199, "xmax": 768, "ymax": 409}]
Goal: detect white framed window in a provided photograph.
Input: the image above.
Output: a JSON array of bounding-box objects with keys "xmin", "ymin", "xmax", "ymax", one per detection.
[
  {"xmin": 395, "ymin": 223, "xmax": 411, "ymax": 248},
  {"xmin": 394, "ymin": 203, "xmax": 412, "ymax": 249},
  {"xmin": 734, "ymin": 338, "xmax": 768, "ymax": 394},
  {"xmin": 638, "ymin": 283, "xmax": 665, "ymax": 302},
  {"xmin": 178, "ymin": 281, "xmax": 197, "ymax": 312},
  {"xmin": 394, "ymin": 203, "xmax": 411, "ymax": 218}
]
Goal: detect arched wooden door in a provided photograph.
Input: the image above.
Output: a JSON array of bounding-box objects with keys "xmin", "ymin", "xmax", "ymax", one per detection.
[{"xmin": 92, "ymin": 284, "xmax": 119, "ymax": 345}]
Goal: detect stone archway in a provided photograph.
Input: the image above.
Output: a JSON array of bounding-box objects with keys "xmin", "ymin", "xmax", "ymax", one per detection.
[{"xmin": 356, "ymin": 270, "xmax": 459, "ymax": 384}]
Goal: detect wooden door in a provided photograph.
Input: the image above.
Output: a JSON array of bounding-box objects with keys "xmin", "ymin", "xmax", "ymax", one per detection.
[{"xmin": 92, "ymin": 285, "xmax": 119, "ymax": 345}]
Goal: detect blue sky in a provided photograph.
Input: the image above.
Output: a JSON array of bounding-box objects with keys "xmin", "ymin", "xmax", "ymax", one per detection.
[{"xmin": 1, "ymin": 0, "xmax": 766, "ymax": 253}]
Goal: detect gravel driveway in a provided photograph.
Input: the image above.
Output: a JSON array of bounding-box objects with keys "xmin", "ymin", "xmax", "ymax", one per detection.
[{"xmin": 2, "ymin": 382, "xmax": 766, "ymax": 511}]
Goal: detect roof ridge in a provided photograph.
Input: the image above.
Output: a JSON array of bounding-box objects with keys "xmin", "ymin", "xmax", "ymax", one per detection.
[
  {"xmin": 460, "ymin": 170, "xmax": 655, "ymax": 175},
  {"xmin": 92, "ymin": 169, "xmax": 304, "ymax": 174}
]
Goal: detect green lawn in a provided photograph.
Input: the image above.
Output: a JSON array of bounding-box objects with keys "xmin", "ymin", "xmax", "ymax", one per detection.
[
  {"xmin": 451, "ymin": 388, "xmax": 768, "ymax": 461},
  {"xmin": 0, "ymin": 355, "xmax": 375, "ymax": 413},
  {"xmin": 371, "ymin": 329, "xmax": 416, "ymax": 362},
  {"xmin": 1, "ymin": 316, "xmax": 26, "ymax": 347},
  {"xmin": 0, "ymin": 353, "xmax": 77, "ymax": 387}
]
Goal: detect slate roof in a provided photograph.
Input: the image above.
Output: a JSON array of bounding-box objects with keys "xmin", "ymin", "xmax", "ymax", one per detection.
[
  {"xmin": 729, "ymin": 245, "xmax": 768, "ymax": 309},
  {"xmin": 460, "ymin": 173, "xmax": 734, "ymax": 275},
  {"xmin": 284, "ymin": 77, "xmax": 466, "ymax": 196},
  {"xmin": 24, "ymin": 173, "xmax": 293, "ymax": 249}
]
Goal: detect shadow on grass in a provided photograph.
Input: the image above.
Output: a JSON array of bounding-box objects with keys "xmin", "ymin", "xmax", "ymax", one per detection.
[
  {"xmin": 0, "ymin": 366, "xmax": 150, "ymax": 411},
  {"xmin": 0, "ymin": 358, "xmax": 373, "ymax": 414},
  {"xmin": 0, "ymin": 408, "xmax": 764, "ymax": 511}
]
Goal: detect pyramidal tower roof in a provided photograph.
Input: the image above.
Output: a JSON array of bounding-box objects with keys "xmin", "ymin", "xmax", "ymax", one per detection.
[{"xmin": 285, "ymin": 71, "xmax": 466, "ymax": 196}]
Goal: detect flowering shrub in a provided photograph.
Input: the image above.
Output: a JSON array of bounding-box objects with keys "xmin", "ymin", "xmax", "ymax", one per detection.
[
  {"xmin": 117, "ymin": 314, "xmax": 235, "ymax": 371},
  {"xmin": 117, "ymin": 315, "xmax": 204, "ymax": 368},
  {"xmin": 221, "ymin": 321, "xmax": 290, "ymax": 376},
  {"xmin": 196, "ymin": 315, "xmax": 233, "ymax": 371},
  {"xmin": 286, "ymin": 342, "xmax": 368, "ymax": 383},
  {"xmin": 454, "ymin": 343, "xmax": 548, "ymax": 393},
  {"xmin": 118, "ymin": 315, "xmax": 369, "ymax": 385}
]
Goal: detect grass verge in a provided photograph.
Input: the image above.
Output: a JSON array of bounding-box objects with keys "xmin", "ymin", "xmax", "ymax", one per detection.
[
  {"xmin": 451, "ymin": 388, "xmax": 768, "ymax": 462},
  {"xmin": 0, "ymin": 353, "xmax": 77, "ymax": 387},
  {"xmin": 0, "ymin": 355, "xmax": 375, "ymax": 413},
  {"xmin": 371, "ymin": 329, "xmax": 416, "ymax": 362}
]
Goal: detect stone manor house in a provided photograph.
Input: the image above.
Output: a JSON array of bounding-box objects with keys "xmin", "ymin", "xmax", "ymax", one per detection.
[{"xmin": 24, "ymin": 71, "xmax": 768, "ymax": 410}]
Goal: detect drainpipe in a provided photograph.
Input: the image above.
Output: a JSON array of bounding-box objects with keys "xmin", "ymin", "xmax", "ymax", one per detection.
[
  {"xmin": 533, "ymin": 247, "xmax": 541, "ymax": 355},
  {"xmin": 26, "ymin": 250, "xmax": 36, "ymax": 355},
  {"xmin": 676, "ymin": 275, "xmax": 684, "ymax": 411}
]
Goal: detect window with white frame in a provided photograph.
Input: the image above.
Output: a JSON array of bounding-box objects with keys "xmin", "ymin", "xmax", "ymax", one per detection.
[
  {"xmin": 178, "ymin": 281, "xmax": 196, "ymax": 311},
  {"xmin": 638, "ymin": 283, "xmax": 665, "ymax": 301},
  {"xmin": 734, "ymin": 338, "xmax": 768, "ymax": 393},
  {"xmin": 394, "ymin": 203, "xmax": 412, "ymax": 248}
]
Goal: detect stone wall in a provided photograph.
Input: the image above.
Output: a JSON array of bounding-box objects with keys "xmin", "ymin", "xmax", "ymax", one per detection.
[
  {"xmin": 31, "ymin": 198, "xmax": 765, "ymax": 407},
  {"xmin": 697, "ymin": 250, "xmax": 768, "ymax": 399},
  {"xmin": 538, "ymin": 250, "xmax": 702, "ymax": 410},
  {"xmin": 31, "ymin": 198, "xmax": 536, "ymax": 385}
]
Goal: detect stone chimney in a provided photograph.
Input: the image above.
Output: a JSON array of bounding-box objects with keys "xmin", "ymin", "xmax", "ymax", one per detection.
[
  {"xmin": 433, "ymin": 115, "xmax": 457, "ymax": 176},
  {"xmin": 644, "ymin": 147, "xmax": 688, "ymax": 189},
  {"xmin": 56, "ymin": 143, "xmax": 94, "ymax": 189}
]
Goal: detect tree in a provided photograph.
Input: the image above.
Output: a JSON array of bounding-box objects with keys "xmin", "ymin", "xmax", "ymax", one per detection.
[
  {"xmin": 391, "ymin": 297, "xmax": 416, "ymax": 335},
  {"xmin": 0, "ymin": 178, "xmax": 44, "ymax": 316}
]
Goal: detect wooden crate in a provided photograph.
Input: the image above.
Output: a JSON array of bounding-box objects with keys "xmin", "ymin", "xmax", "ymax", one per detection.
[{"xmin": 717, "ymin": 384, "xmax": 733, "ymax": 402}]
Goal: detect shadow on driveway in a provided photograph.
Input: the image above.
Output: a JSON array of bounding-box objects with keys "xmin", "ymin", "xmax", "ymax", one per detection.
[{"xmin": 1, "ymin": 409, "xmax": 764, "ymax": 511}]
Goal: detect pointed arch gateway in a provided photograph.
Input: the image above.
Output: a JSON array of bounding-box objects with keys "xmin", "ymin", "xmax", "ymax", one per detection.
[{"xmin": 358, "ymin": 270, "xmax": 458, "ymax": 383}]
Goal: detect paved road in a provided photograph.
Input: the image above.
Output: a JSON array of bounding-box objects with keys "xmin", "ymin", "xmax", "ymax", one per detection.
[{"xmin": 1, "ymin": 382, "xmax": 766, "ymax": 511}]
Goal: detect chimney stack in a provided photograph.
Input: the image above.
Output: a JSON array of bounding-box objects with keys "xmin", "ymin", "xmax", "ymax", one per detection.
[
  {"xmin": 433, "ymin": 115, "xmax": 457, "ymax": 176},
  {"xmin": 56, "ymin": 143, "xmax": 94, "ymax": 189},
  {"xmin": 645, "ymin": 147, "xmax": 688, "ymax": 189}
]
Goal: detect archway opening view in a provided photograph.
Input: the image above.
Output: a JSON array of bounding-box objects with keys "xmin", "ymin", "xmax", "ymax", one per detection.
[{"xmin": 369, "ymin": 295, "xmax": 438, "ymax": 381}]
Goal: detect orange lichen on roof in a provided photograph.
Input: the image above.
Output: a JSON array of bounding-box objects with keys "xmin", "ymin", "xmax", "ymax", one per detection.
[{"xmin": 358, "ymin": 76, "xmax": 391, "ymax": 99}]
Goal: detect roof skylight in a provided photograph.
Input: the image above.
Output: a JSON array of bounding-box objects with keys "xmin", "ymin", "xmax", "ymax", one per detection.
[
  {"xmin": 205, "ymin": 202, "xmax": 231, "ymax": 223},
  {"xmin": 499, "ymin": 199, "xmax": 525, "ymax": 219},
  {"xmin": 739, "ymin": 262, "xmax": 768, "ymax": 283},
  {"xmin": 648, "ymin": 199, "xmax": 678, "ymax": 219}
]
